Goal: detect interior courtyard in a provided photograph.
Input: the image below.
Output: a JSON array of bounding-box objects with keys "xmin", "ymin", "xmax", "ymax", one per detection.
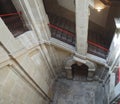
[{"xmin": 0, "ymin": 0, "xmax": 120, "ymax": 104}]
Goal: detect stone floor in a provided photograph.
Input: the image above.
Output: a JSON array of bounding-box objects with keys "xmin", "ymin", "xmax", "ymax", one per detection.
[{"xmin": 51, "ymin": 78, "xmax": 99, "ymax": 104}]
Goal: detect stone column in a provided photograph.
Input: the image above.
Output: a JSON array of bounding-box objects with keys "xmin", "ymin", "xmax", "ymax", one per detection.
[
  {"xmin": 86, "ymin": 60, "xmax": 96, "ymax": 80},
  {"xmin": 76, "ymin": 0, "xmax": 89, "ymax": 55},
  {"xmin": 109, "ymin": 73, "xmax": 115, "ymax": 94},
  {"xmin": 65, "ymin": 67, "xmax": 73, "ymax": 79},
  {"xmin": 12, "ymin": 0, "xmax": 57, "ymax": 71},
  {"xmin": 87, "ymin": 71, "xmax": 94, "ymax": 81}
]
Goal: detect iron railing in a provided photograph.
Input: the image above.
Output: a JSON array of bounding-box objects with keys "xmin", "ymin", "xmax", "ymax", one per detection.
[
  {"xmin": 0, "ymin": 12, "xmax": 28, "ymax": 37},
  {"xmin": 48, "ymin": 23, "xmax": 109, "ymax": 58}
]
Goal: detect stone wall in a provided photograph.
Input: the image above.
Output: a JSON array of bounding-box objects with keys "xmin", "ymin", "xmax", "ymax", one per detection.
[
  {"xmin": 52, "ymin": 46, "xmax": 72, "ymax": 74},
  {"xmin": 0, "ymin": 65, "xmax": 48, "ymax": 104},
  {"xmin": 0, "ymin": 9, "xmax": 73, "ymax": 103},
  {"xmin": 106, "ymin": 31, "xmax": 120, "ymax": 103},
  {"xmin": 0, "ymin": 16, "xmax": 57, "ymax": 103},
  {"xmin": 107, "ymin": 32, "xmax": 120, "ymax": 66}
]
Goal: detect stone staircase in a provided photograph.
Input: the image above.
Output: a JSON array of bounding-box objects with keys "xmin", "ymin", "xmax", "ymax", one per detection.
[
  {"xmin": 0, "ymin": 0, "xmax": 28, "ymax": 37},
  {"xmin": 48, "ymin": 13, "xmax": 75, "ymax": 46},
  {"xmin": 48, "ymin": 13, "xmax": 108, "ymax": 59},
  {"xmin": 2, "ymin": 15, "xmax": 28, "ymax": 37}
]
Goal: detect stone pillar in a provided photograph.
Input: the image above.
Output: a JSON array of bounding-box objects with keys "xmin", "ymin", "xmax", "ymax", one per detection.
[
  {"xmin": 12, "ymin": 0, "xmax": 59, "ymax": 79},
  {"xmin": 87, "ymin": 71, "xmax": 94, "ymax": 81},
  {"xmin": 109, "ymin": 73, "xmax": 115, "ymax": 94},
  {"xmin": 65, "ymin": 67, "xmax": 73, "ymax": 79},
  {"xmin": 76, "ymin": 0, "xmax": 89, "ymax": 55}
]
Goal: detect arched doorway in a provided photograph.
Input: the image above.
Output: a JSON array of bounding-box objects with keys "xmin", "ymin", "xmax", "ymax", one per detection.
[
  {"xmin": 65, "ymin": 56, "xmax": 96, "ymax": 80},
  {"xmin": 72, "ymin": 64, "xmax": 88, "ymax": 81}
]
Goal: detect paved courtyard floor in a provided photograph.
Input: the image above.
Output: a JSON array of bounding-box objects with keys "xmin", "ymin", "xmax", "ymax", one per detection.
[{"xmin": 51, "ymin": 79, "xmax": 99, "ymax": 104}]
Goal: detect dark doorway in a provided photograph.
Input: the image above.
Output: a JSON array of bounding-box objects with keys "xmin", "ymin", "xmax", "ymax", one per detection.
[{"xmin": 72, "ymin": 64, "xmax": 88, "ymax": 81}]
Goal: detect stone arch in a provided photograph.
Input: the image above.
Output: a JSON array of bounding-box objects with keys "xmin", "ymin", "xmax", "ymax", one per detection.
[
  {"xmin": 64, "ymin": 57, "xmax": 76, "ymax": 79},
  {"xmin": 86, "ymin": 60, "xmax": 96, "ymax": 71},
  {"xmin": 86, "ymin": 60, "xmax": 96, "ymax": 80},
  {"xmin": 65, "ymin": 57, "xmax": 76, "ymax": 69},
  {"xmin": 64, "ymin": 56, "xmax": 96, "ymax": 80}
]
